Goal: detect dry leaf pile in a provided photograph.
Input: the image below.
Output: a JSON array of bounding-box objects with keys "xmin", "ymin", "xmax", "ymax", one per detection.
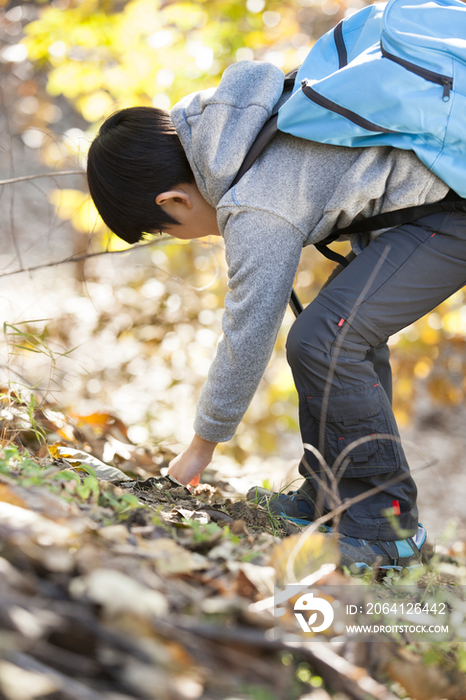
[{"xmin": 0, "ymin": 400, "xmax": 466, "ymax": 700}]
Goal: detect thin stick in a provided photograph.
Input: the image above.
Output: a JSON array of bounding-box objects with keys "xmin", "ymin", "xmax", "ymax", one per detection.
[
  {"xmin": 0, "ymin": 237, "xmax": 220, "ymax": 293},
  {"xmin": 0, "ymin": 241, "xmax": 158, "ymax": 278},
  {"xmin": 318, "ymin": 245, "xmax": 391, "ymax": 457},
  {"xmin": 158, "ymin": 618, "xmax": 400, "ymax": 700},
  {"xmin": 284, "ymin": 458, "xmax": 436, "ymax": 582},
  {"xmin": 0, "ymin": 171, "xmax": 84, "ymax": 186}
]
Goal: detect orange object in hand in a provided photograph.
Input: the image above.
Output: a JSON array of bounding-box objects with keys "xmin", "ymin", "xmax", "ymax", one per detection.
[{"xmin": 189, "ymin": 474, "xmax": 200, "ymax": 487}]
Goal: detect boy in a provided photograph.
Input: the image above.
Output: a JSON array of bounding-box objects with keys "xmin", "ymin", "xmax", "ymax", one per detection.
[{"xmin": 87, "ymin": 58, "xmax": 464, "ymax": 573}]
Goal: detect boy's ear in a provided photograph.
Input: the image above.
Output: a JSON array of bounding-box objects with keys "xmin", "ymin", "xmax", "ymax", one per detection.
[{"xmin": 155, "ymin": 189, "xmax": 193, "ymax": 208}]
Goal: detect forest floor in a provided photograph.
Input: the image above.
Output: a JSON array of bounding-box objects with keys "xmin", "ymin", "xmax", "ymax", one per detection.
[{"xmin": 1, "ymin": 400, "xmax": 466, "ymax": 700}]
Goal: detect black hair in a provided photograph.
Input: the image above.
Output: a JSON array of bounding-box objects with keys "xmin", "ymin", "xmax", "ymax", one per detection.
[{"xmin": 87, "ymin": 106, "xmax": 195, "ymax": 243}]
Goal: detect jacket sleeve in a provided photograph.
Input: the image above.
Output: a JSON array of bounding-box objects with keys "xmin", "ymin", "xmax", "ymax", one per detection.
[{"xmin": 193, "ymin": 209, "xmax": 304, "ymax": 442}]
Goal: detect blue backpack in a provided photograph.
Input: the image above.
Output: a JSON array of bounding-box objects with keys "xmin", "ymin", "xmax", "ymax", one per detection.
[
  {"xmin": 232, "ymin": 0, "xmax": 466, "ymax": 316},
  {"xmin": 278, "ymin": 0, "xmax": 466, "ymax": 196}
]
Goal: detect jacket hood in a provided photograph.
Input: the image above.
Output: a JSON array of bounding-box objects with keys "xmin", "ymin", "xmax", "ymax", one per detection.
[{"xmin": 171, "ymin": 61, "xmax": 284, "ymax": 207}]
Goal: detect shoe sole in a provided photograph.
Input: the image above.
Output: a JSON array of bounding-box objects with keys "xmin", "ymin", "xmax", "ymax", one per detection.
[
  {"xmin": 345, "ymin": 524, "xmax": 429, "ymax": 577},
  {"xmin": 350, "ymin": 561, "xmax": 424, "ymax": 575}
]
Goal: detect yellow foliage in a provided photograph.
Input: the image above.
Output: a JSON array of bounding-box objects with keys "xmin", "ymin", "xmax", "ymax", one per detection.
[
  {"xmin": 442, "ymin": 309, "xmax": 466, "ymax": 336},
  {"xmin": 73, "ymin": 198, "xmax": 107, "ymax": 235},
  {"xmin": 22, "ymin": 0, "xmax": 312, "ymax": 124},
  {"xmin": 272, "ymin": 365, "xmax": 295, "ymax": 395},
  {"xmin": 47, "ymin": 189, "xmax": 87, "ymax": 220},
  {"xmin": 106, "ymin": 234, "xmax": 133, "ymax": 252},
  {"xmin": 48, "ymin": 190, "xmax": 107, "ymax": 235},
  {"xmin": 420, "ymin": 326, "xmax": 440, "ymax": 345},
  {"xmin": 427, "ymin": 377, "xmax": 463, "ymax": 406},
  {"xmin": 414, "ymin": 358, "xmax": 433, "ymax": 379},
  {"xmin": 393, "ymin": 406, "xmax": 410, "ymax": 426},
  {"xmin": 396, "ymin": 378, "xmax": 413, "ymax": 400},
  {"xmin": 77, "ymin": 91, "xmax": 115, "ymax": 123}
]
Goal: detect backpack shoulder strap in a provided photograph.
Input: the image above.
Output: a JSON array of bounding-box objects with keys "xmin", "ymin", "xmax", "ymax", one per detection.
[
  {"xmin": 229, "ymin": 111, "xmax": 304, "ymax": 315},
  {"xmin": 230, "ymin": 114, "xmax": 278, "ymax": 189},
  {"xmin": 230, "ymin": 68, "xmax": 298, "ymax": 189}
]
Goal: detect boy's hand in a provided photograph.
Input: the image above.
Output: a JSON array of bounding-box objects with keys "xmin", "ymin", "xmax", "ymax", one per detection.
[{"xmin": 167, "ymin": 434, "xmax": 218, "ymax": 486}]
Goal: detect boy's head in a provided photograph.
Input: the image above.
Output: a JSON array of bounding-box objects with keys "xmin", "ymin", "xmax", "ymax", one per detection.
[{"xmin": 87, "ymin": 106, "xmax": 195, "ymax": 243}]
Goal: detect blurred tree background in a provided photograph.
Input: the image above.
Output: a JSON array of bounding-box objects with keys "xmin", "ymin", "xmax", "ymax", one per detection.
[{"xmin": 1, "ymin": 0, "xmax": 466, "ymax": 473}]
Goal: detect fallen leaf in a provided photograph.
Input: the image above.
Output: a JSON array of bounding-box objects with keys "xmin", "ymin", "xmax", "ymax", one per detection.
[
  {"xmin": 139, "ymin": 538, "xmax": 209, "ymax": 575},
  {"xmin": 230, "ymin": 519, "xmax": 249, "ymax": 536},
  {"xmin": 122, "ymin": 659, "xmax": 177, "ymax": 700},
  {"xmin": 51, "ymin": 446, "xmax": 132, "ymax": 482},
  {"xmin": 0, "ymin": 502, "xmax": 78, "ymax": 546},
  {"xmin": 70, "ymin": 412, "xmax": 128, "ymax": 439},
  {"xmin": 175, "ymin": 507, "xmax": 210, "ymax": 523},
  {"xmin": 7, "ymin": 484, "xmax": 81, "ymax": 520},
  {"xmin": 98, "ymin": 524, "xmax": 130, "ymax": 543},
  {"xmin": 0, "ymin": 661, "xmax": 59, "ymax": 700},
  {"xmin": 0, "ymin": 484, "xmax": 27, "ymax": 509},
  {"xmin": 270, "ymin": 531, "xmax": 340, "ymax": 584},
  {"xmin": 207, "ymin": 539, "xmax": 236, "ymax": 561},
  {"xmin": 34, "ymin": 445, "xmax": 49, "ymax": 460},
  {"xmin": 69, "ymin": 568, "xmax": 168, "ymax": 619},
  {"xmin": 237, "ymin": 562, "xmax": 276, "ymax": 597}
]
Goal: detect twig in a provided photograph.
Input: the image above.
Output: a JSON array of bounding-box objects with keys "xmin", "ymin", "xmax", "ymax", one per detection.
[
  {"xmin": 158, "ymin": 619, "xmax": 400, "ymax": 700},
  {"xmin": 9, "ymin": 652, "xmax": 104, "ymax": 700},
  {"xmin": 318, "ymin": 244, "xmax": 391, "ymax": 457},
  {"xmin": 284, "ymin": 456, "xmax": 437, "ymax": 582},
  {"xmin": 0, "ymin": 171, "xmax": 84, "ymax": 186},
  {"xmin": 0, "ymin": 237, "xmax": 221, "ymax": 294},
  {"xmin": 0, "ymin": 241, "xmax": 159, "ymax": 278},
  {"xmin": 0, "ymin": 82, "xmax": 22, "ymax": 269}
]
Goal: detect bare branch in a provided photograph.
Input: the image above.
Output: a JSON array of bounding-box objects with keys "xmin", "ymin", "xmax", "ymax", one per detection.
[
  {"xmin": 0, "ymin": 171, "xmax": 84, "ymax": 186},
  {"xmin": 0, "ymin": 237, "xmax": 221, "ymax": 295},
  {"xmin": 0, "ymin": 240, "xmax": 159, "ymax": 278},
  {"xmin": 284, "ymin": 457, "xmax": 436, "ymax": 582},
  {"xmin": 318, "ymin": 244, "xmax": 391, "ymax": 456}
]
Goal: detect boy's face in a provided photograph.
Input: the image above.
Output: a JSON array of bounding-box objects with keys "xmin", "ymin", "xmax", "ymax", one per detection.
[{"xmin": 155, "ymin": 183, "xmax": 221, "ymax": 239}]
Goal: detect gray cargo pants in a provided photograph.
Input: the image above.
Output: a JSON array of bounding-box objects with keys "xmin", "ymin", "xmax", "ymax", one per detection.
[{"xmin": 286, "ymin": 211, "xmax": 466, "ymax": 540}]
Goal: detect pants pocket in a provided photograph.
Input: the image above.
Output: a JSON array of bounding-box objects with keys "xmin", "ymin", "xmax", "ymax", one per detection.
[{"xmin": 306, "ymin": 383, "xmax": 400, "ymax": 478}]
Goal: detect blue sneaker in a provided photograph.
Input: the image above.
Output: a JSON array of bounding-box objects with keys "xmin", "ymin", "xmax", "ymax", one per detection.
[
  {"xmin": 247, "ymin": 481, "xmax": 332, "ymax": 530},
  {"xmin": 338, "ymin": 524, "xmax": 428, "ymax": 575}
]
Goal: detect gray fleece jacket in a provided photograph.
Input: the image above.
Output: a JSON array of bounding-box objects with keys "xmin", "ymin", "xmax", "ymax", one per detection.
[{"xmin": 171, "ymin": 60, "xmax": 449, "ymax": 443}]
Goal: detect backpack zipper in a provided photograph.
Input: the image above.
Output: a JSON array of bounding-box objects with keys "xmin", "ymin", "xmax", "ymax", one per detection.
[
  {"xmin": 381, "ymin": 43, "xmax": 453, "ymax": 101},
  {"xmin": 334, "ymin": 21, "xmax": 348, "ymax": 69},
  {"xmin": 301, "ymin": 80, "xmax": 397, "ymax": 133}
]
